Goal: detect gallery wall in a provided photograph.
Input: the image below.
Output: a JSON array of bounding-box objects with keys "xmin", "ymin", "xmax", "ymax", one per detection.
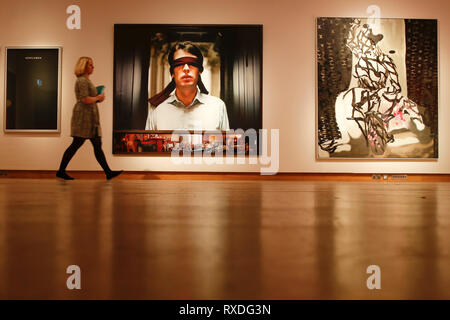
[{"xmin": 0, "ymin": 0, "xmax": 448, "ymax": 173}]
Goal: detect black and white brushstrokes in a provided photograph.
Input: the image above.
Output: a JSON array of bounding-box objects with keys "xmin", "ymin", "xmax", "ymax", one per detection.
[{"xmin": 317, "ymin": 18, "xmax": 438, "ymax": 158}]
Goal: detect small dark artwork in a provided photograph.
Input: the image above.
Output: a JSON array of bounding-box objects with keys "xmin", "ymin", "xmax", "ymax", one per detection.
[
  {"xmin": 5, "ymin": 47, "xmax": 61, "ymax": 132},
  {"xmin": 317, "ymin": 18, "xmax": 438, "ymax": 158}
]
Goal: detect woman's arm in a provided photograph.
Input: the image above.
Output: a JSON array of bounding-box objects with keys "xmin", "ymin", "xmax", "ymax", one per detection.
[
  {"xmin": 76, "ymin": 77, "xmax": 105, "ymax": 104},
  {"xmin": 81, "ymin": 93, "xmax": 105, "ymax": 104}
]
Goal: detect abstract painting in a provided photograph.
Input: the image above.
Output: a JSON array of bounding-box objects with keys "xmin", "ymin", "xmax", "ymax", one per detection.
[{"xmin": 317, "ymin": 18, "xmax": 438, "ymax": 158}]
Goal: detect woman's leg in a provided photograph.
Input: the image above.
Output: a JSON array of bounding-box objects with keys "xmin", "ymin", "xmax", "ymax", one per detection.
[
  {"xmin": 89, "ymin": 137, "xmax": 111, "ymax": 173},
  {"xmin": 57, "ymin": 137, "xmax": 86, "ymax": 179},
  {"xmin": 89, "ymin": 137, "xmax": 123, "ymax": 179}
]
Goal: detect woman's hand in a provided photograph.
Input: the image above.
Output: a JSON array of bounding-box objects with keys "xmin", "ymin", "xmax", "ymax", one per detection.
[{"xmin": 97, "ymin": 93, "xmax": 105, "ymax": 103}]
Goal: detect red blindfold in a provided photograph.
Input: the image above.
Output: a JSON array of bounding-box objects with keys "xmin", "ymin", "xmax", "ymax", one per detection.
[{"xmin": 170, "ymin": 57, "xmax": 204, "ymax": 74}]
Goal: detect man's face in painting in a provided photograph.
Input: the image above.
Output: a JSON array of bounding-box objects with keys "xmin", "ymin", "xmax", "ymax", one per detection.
[{"xmin": 171, "ymin": 49, "xmax": 201, "ymax": 91}]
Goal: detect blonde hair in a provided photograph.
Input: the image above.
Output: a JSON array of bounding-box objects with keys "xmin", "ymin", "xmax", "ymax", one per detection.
[{"xmin": 74, "ymin": 56, "xmax": 92, "ymax": 77}]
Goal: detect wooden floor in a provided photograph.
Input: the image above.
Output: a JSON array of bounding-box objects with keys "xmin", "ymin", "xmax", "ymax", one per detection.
[{"xmin": 0, "ymin": 178, "xmax": 449, "ymax": 299}]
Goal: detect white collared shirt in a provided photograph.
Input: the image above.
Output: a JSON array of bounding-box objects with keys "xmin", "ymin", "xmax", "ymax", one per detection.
[{"xmin": 145, "ymin": 90, "xmax": 230, "ymax": 130}]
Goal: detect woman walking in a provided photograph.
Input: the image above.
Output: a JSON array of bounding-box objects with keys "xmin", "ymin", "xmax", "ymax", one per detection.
[{"xmin": 56, "ymin": 57, "xmax": 123, "ymax": 180}]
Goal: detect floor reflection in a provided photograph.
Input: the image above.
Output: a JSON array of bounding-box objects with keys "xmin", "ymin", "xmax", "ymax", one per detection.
[{"xmin": 0, "ymin": 179, "xmax": 449, "ymax": 299}]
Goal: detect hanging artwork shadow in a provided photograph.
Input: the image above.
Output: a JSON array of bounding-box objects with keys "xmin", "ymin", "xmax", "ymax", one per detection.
[{"xmin": 317, "ymin": 18, "xmax": 438, "ymax": 159}]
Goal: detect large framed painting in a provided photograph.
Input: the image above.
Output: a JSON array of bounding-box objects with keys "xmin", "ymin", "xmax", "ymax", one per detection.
[
  {"xmin": 113, "ymin": 24, "xmax": 262, "ymax": 155},
  {"xmin": 317, "ymin": 18, "xmax": 438, "ymax": 158},
  {"xmin": 4, "ymin": 47, "xmax": 61, "ymax": 132}
]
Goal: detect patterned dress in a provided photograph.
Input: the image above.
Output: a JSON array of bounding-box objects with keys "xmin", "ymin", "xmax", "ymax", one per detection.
[{"xmin": 70, "ymin": 76, "xmax": 102, "ymax": 138}]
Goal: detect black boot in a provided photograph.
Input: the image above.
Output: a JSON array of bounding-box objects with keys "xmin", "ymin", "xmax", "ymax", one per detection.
[
  {"xmin": 106, "ymin": 170, "xmax": 123, "ymax": 180},
  {"xmin": 56, "ymin": 171, "xmax": 75, "ymax": 180}
]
